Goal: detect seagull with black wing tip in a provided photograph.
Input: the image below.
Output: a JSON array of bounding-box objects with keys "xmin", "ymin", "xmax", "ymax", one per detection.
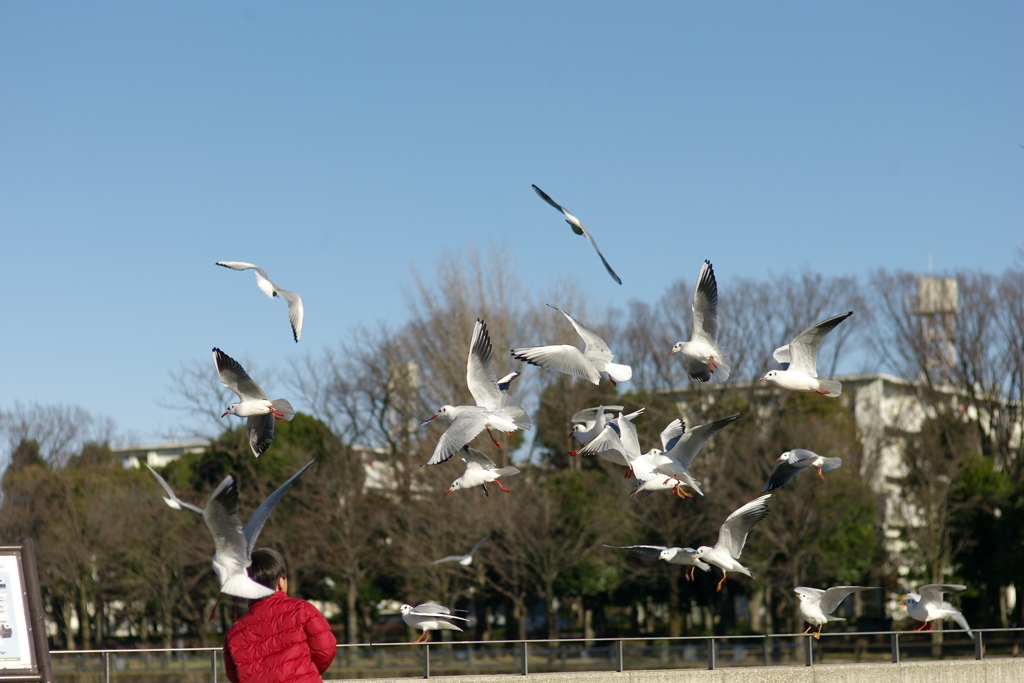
[
  {"xmin": 604, "ymin": 544, "xmax": 711, "ymax": 581},
  {"xmin": 670, "ymin": 260, "xmax": 731, "ymax": 382},
  {"xmin": 144, "ymin": 460, "xmax": 315, "ymax": 599},
  {"xmin": 512, "ymin": 305, "xmax": 632, "ymax": 386},
  {"xmin": 433, "ymin": 535, "xmax": 491, "ymax": 566},
  {"xmin": 574, "ymin": 409, "xmax": 643, "ymax": 476},
  {"xmin": 762, "ymin": 449, "xmax": 843, "ymax": 492},
  {"xmin": 900, "ymin": 584, "xmax": 974, "ymax": 640},
  {"xmin": 693, "ymin": 494, "xmax": 772, "ymax": 591},
  {"xmin": 213, "ymin": 348, "xmax": 295, "ymax": 458},
  {"xmin": 759, "ymin": 312, "xmax": 853, "ymax": 396},
  {"xmin": 639, "ymin": 414, "xmax": 741, "ymax": 499},
  {"xmin": 216, "ymin": 261, "xmax": 304, "ymax": 342},
  {"xmin": 569, "ymin": 405, "xmax": 642, "ymax": 457},
  {"xmin": 795, "ymin": 585, "xmax": 879, "ymax": 639},
  {"xmin": 446, "ymin": 447, "xmax": 520, "ymax": 496},
  {"xmin": 420, "ymin": 405, "xmax": 519, "ymax": 467},
  {"xmin": 400, "ymin": 602, "xmax": 472, "ymax": 642},
  {"xmin": 467, "ymin": 319, "xmax": 532, "ymax": 446},
  {"xmin": 531, "ymin": 184, "xmax": 622, "ymax": 285}
]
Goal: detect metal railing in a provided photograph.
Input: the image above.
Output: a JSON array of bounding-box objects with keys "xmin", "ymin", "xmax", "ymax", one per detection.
[{"xmin": 48, "ymin": 627, "xmax": 1023, "ymax": 681}]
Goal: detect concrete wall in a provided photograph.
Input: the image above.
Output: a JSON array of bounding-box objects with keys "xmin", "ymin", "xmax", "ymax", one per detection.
[{"xmin": 328, "ymin": 658, "xmax": 1023, "ymax": 683}]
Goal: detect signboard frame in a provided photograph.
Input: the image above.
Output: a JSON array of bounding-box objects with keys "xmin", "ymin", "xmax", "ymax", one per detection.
[{"xmin": 0, "ymin": 539, "xmax": 52, "ymax": 683}]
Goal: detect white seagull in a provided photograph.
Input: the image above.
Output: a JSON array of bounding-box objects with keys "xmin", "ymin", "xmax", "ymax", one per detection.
[
  {"xmin": 762, "ymin": 449, "xmax": 843, "ymax": 492},
  {"xmin": 670, "ymin": 260, "xmax": 730, "ymax": 382},
  {"xmin": 795, "ymin": 585, "xmax": 878, "ymax": 639},
  {"xmin": 511, "ymin": 305, "xmax": 632, "ymax": 385},
  {"xmin": 531, "ymin": 184, "xmax": 622, "ymax": 285},
  {"xmin": 901, "ymin": 584, "xmax": 974, "ymax": 639},
  {"xmin": 420, "ymin": 405, "xmax": 519, "ymax": 467},
  {"xmin": 575, "ymin": 410, "xmax": 644, "ymax": 474},
  {"xmin": 213, "ymin": 348, "xmax": 296, "ymax": 458},
  {"xmin": 693, "ymin": 494, "xmax": 772, "ymax": 591},
  {"xmin": 605, "ymin": 544, "xmax": 712, "ymax": 582},
  {"xmin": 216, "ymin": 261, "xmax": 304, "ymax": 342},
  {"xmin": 467, "ymin": 319, "xmax": 532, "ymax": 442},
  {"xmin": 433, "ymin": 535, "xmax": 491, "ymax": 566},
  {"xmin": 759, "ymin": 312, "xmax": 853, "ymax": 396},
  {"xmin": 446, "ymin": 448, "xmax": 520, "ymax": 496},
  {"xmin": 636, "ymin": 414, "xmax": 741, "ymax": 499},
  {"xmin": 569, "ymin": 405, "xmax": 643, "ymax": 456},
  {"xmin": 145, "ymin": 460, "xmax": 315, "ymax": 599},
  {"xmin": 400, "ymin": 602, "xmax": 472, "ymax": 642}
]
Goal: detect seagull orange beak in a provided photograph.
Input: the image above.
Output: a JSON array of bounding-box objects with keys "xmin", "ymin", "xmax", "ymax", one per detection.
[{"xmin": 220, "ymin": 410, "xmax": 230, "ymax": 418}]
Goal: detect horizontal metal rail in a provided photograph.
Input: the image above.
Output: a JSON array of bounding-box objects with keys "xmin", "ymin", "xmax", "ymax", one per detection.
[{"xmin": 48, "ymin": 628, "xmax": 1024, "ymax": 681}]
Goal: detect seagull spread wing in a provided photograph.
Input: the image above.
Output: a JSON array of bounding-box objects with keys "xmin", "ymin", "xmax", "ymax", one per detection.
[
  {"xmin": 462, "ymin": 447, "xmax": 499, "ymax": 471},
  {"xmin": 787, "ymin": 311, "xmax": 853, "ymax": 376},
  {"xmin": 669, "ymin": 413, "xmax": 740, "ymax": 470},
  {"xmin": 144, "ymin": 464, "xmax": 205, "ymax": 515},
  {"xmin": 691, "ymin": 260, "xmax": 719, "ymax": 344},
  {"xmin": 242, "ymin": 459, "xmax": 315, "ymax": 556},
  {"xmin": 603, "ymin": 544, "xmax": 666, "ymax": 559},
  {"xmin": 917, "ymin": 584, "xmax": 966, "ymax": 606},
  {"xmin": 716, "ymin": 494, "xmax": 771, "ymax": 559},
  {"xmin": 818, "ymin": 586, "xmax": 876, "ymax": 615},
  {"xmin": 548, "ymin": 305, "xmax": 614, "ymax": 362},
  {"xmin": 511, "ymin": 344, "xmax": 601, "ymax": 384},
  {"xmin": 212, "ymin": 348, "xmax": 268, "ymax": 401},
  {"xmin": 467, "ymin": 319, "xmax": 503, "ymax": 409}
]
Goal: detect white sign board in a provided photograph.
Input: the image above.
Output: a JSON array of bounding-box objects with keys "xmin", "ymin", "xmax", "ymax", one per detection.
[{"xmin": 0, "ymin": 549, "xmax": 35, "ymax": 672}]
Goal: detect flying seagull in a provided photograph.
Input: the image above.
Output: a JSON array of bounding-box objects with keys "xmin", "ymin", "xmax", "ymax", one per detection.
[
  {"xmin": 145, "ymin": 460, "xmax": 315, "ymax": 599},
  {"xmin": 693, "ymin": 494, "xmax": 772, "ymax": 591},
  {"xmin": 420, "ymin": 405, "xmax": 519, "ymax": 467},
  {"xmin": 901, "ymin": 584, "xmax": 974, "ymax": 640},
  {"xmin": 759, "ymin": 312, "xmax": 853, "ymax": 396},
  {"xmin": 670, "ymin": 260, "xmax": 730, "ymax": 382},
  {"xmin": 762, "ymin": 449, "xmax": 843, "ymax": 492},
  {"xmin": 400, "ymin": 603, "xmax": 472, "ymax": 642},
  {"xmin": 511, "ymin": 305, "xmax": 632, "ymax": 385},
  {"xmin": 446, "ymin": 448, "xmax": 520, "ymax": 496},
  {"xmin": 216, "ymin": 261, "xmax": 304, "ymax": 342},
  {"xmin": 213, "ymin": 348, "xmax": 295, "ymax": 458},
  {"xmin": 467, "ymin": 319, "xmax": 532, "ymax": 443},
  {"xmin": 604, "ymin": 544, "xmax": 711, "ymax": 582},
  {"xmin": 795, "ymin": 585, "xmax": 879, "ymax": 639},
  {"xmin": 433, "ymin": 535, "xmax": 491, "ymax": 566},
  {"xmin": 531, "ymin": 184, "xmax": 622, "ymax": 285}
]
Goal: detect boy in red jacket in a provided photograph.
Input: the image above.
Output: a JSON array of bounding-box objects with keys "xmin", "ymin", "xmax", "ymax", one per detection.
[{"xmin": 224, "ymin": 548, "xmax": 337, "ymax": 683}]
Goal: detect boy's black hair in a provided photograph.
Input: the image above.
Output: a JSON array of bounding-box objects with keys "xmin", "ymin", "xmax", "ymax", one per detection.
[{"xmin": 248, "ymin": 547, "xmax": 287, "ymax": 589}]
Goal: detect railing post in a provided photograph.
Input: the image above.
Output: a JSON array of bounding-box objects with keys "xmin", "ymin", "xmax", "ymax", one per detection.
[
  {"xmin": 891, "ymin": 632, "xmax": 899, "ymax": 663},
  {"xmin": 763, "ymin": 635, "xmax": 769, "ymax": 665},
  {"xmin": 975, "ymin": 632, "xmax": 983, "ymax": 660},
  {"xmin": 521, "ymin": 642, "xmax": 529, "ymax": 675},
  {"xmin": 615, "ymin": 640, "xmax": 623, "ymax": 672},
  {"xmin": 422, "ymin": 643, "xmax": 430, "ymax": 679},
  {"xmin": 707, "ymin": 637, "xmax": 716, "ymax": 670},
  {"xmin": 103, "ymin": 651, "xmax": 111, "ymax": 683},
  {"xmin": 211, "ymin": 649, "xmax": 218, "ymax": 683},
  {"xmin": 805, "ymin": 635, "xmax": 813, "ymax": 666}
]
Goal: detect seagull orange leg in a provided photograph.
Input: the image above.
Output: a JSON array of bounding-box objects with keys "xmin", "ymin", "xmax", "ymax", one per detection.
[
  {"xmin": 486, "ymin": 428, "xmax": 502, "ymax": 448},
  {"xmin": 912, "ymin": 621, "xmax": 931, "ymax": 632},
  {"xmin": 716, "ymin": 573, "xmax": 727, "ymax": 592},
  {"xmin": 814, "ymin": 625, "xmax": 823, "ymax": 640},
  {"xmin": 685, "ymin": 566, "xmax": 695, "ymax": 581},
  {"xmin": 817, "ymin": 467, "xmax": 826, "ymax": 482},
  {"xmin": 495, "ymin": 479, "xmax": 511, "ymax": 493}
]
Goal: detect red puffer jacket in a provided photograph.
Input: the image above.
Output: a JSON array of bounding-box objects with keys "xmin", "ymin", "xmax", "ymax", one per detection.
[{"xmin": 224, "ymin": 591, "xmax": 337, "ymax": 683}]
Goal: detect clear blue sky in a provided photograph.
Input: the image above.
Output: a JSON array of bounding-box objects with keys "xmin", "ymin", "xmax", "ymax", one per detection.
[{"xmin": 2, "ymin": 1, "xmax": 1021, "ymax": 446}]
